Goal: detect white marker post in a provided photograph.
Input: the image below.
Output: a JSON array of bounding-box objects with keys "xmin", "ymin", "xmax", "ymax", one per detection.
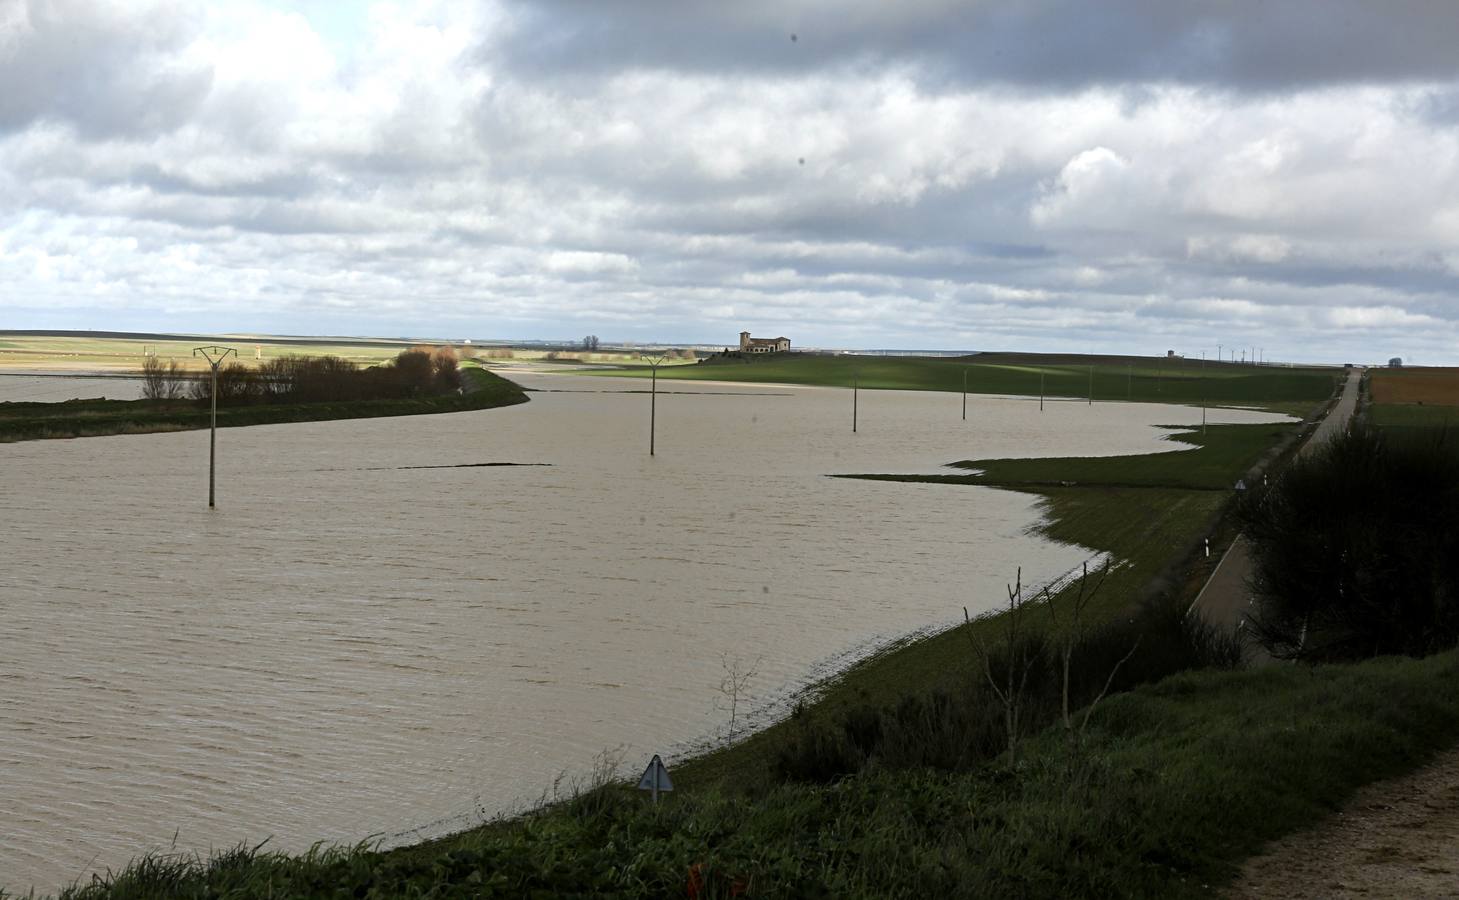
[{"xmin": 637, "ymin": 754, "xmax": 673, "ymax": 805}]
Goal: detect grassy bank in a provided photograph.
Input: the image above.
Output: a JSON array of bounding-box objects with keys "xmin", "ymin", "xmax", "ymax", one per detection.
[
  {"xmin": 0, "ymin": 367, "xmax": 527, "ymax": 443},
  {"xmin": 849, "ymin": 421, "xmax": 1293, "ymax": 491},
  {"xmin": 592, "ymin": 353, "xmax": 1338, "ymax": 412},
  {"xmin": 45, "ymin": 650, "xmax": 1459, "ymax": 899}
]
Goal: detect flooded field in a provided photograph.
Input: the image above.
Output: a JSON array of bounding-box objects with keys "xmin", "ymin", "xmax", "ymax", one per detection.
[
  {"xmin": 0, "ymin": 374, "xmax": 1286, "ymax": 891},
  {"xmin": 0, "ymin": 373, "xmax": 146, "ymax": 403}
]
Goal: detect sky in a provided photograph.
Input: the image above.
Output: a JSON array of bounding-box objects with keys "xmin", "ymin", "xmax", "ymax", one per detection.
[{"xmin": 3, "ymin": 1, "xmax": 1459, "ymax": 362}]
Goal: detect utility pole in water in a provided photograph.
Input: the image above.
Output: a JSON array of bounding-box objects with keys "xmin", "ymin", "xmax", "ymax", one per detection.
[
  {"xmin": 643, "ymin": 353, "xmax": 668, "ymax": 455},
  {"xmin": 1201, "ymin": 351, "xmax": 1207, "ymax": 434},
  {"xmin": 192, "ymin": 345, "xmax": 237, "ymax": 509},
  {"xmin": 962, "ymin": 367, "xmax": 968, "ymax": 421},
  {"xmin": 852, "ymin": 366, "xmax": 859, "ymax": 433}
]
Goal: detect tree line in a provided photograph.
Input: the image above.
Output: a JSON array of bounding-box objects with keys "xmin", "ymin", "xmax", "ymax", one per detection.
[{"xmin": 141, "ymin": 347, "xmax": 462, "ymax": 407}]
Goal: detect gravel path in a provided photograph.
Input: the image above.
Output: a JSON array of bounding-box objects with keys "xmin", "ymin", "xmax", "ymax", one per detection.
[{"xmin": 1229, "ymin": 744, "xmax": 1459, "ymax": 898}]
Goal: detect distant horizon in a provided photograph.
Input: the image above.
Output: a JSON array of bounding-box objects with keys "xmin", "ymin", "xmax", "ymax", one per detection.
[{"xmin": 0, "ymin": 328, "xmax": 1374, "ymax": 367}]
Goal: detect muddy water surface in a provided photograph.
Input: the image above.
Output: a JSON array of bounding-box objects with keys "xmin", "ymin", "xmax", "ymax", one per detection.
[
  {"xmin": 0, "ymin": 374, "xmax": 1285, "ymax": 891},
  {"xmin": 0, "ymin": 374, "xmax": 146, "ymax": 403}
]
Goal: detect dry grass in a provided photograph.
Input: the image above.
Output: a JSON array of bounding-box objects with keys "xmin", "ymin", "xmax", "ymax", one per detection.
[{"xmin": 1370, "ymin": 368, "xmax": 1459, "ymax": 407}]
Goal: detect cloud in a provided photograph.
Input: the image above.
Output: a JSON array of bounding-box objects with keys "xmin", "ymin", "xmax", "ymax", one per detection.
[
  {"xmin": 489, "ymin": 0, "xmax": 1459, "ymax": 92},
  {"xmin": 0, "ymin": 0, "xmax": 212, "ymax": 137},
  {"xmin": 2, "ymin": 0, "xmax": 1459, "ymax": 363}
]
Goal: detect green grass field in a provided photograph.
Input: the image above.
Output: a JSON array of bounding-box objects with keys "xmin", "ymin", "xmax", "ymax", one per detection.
[
  {"xmin": 590, "ymin": 353, "xmax": 1339, "ymax": 412},
  {"xmin": 1370, "ymin": 402, "xmax": 1459, "ymax": 429},
  {"xmin": 843, "ymin": 422, "xmax": 1294, "ymax": 492}
]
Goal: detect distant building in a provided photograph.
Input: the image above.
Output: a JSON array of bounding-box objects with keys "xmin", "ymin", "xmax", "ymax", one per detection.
[
  {"xmin": 739, "ymin": 331, "xmax": 790, "ymax": 353},
  {"xmin": 1389, "ymin": 357, "xmax": 1403, "ymax": 368}
]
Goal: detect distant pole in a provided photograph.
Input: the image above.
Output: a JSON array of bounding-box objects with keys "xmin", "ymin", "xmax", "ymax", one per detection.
[
  {"xmin": 962, "ymin": 367, "xmax": 967, "ymax": 421},
  {"xmin": 1201, "ymin": 352, "xmax": 1207, "ymax": 434},
  {"xmin": 1088, "ymin": 365, "xmax": 1093, "ymax": 405},
  {"xmin": 1039, "ymin": 371, "xmax": 1044, "ymax": 411},
  {"xmin": 192, "ymin": 345, "xmax": 237, "ymax": 508},
  {"xmin": 852, "ymin": 367, "xmax": 859, "ymax": 433},
  {"xmin": 1127, "ymin": 364, "xmax": 1132, "ymax": 400},
  {"xmin": 644, "ymin": 353, "xmax": 667, "ymax": 455}
]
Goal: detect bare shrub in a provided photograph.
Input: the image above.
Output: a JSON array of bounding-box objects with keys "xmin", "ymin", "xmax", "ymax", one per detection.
[
  {"xmin": 163, "ymin": 361, "xmax": 189, "ymax": 400},
  {"xmin": 141, "ymin": 356, "xmax": 167, "ymax": 400},
  {"xmin": 431, "ymin": 346, "xmax": 461, "ymax": 392}
]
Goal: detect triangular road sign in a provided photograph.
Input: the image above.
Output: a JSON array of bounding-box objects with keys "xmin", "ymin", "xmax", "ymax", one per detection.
[{"xmin": 637, "ymin": 754, "xmax": 673, "ymax": 798}]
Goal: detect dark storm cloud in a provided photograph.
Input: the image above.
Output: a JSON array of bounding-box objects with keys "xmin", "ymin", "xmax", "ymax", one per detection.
[
  {"xmin": 0, "ymin": 0, "xmax": 212, "ymax": 137},
  {"xmin": 495, "ymin": 0, "xmax": 1459, "ymax": 91}
]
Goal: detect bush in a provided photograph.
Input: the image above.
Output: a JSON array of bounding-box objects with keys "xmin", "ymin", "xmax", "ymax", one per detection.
[
  {"xmin": 774, "ymin": 591, "xmax": 1242, "ymax": 782},
  {"xmin": 1238, "ymin": 425, "xmax": 1459, "ymax": 662}
]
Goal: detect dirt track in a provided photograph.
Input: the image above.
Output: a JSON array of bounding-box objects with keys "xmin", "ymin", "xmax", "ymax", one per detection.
[{"xmin": 1229, "ymin": 745, "xmax": 1459, "ymax": 898}]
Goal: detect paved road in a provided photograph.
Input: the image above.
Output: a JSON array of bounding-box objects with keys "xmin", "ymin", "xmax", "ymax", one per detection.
[{"xmin": 1189, "ymin": 370, "xmax": 1362, "ymax": 641}]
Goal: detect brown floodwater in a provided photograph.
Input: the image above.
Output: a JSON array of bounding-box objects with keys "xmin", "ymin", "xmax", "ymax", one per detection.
[
  {"xmin": 0, "ymin": 374, "xmax": 146, "ymax": 403},
  {"xmin": 0, "ymin": 374, "xmax": 1286, "ymax": 891}
]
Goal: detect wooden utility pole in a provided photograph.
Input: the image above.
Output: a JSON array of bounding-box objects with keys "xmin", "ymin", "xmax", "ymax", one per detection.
[
  {"xmin": 192, "ymin": 345, "xmax": 237, "ymax": 508},
  {"xmin": 852, "ymin": 367, "xmax": 859, "ymax": 433},
  {"xmin": 962, "ymin": 367, "xmax": 968, "ymax": 421}
]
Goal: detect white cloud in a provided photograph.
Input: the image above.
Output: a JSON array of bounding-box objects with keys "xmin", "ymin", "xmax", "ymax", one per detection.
[{"xmin": 1, "ymin": 1, "xmax": 1459, "ymax": 362}]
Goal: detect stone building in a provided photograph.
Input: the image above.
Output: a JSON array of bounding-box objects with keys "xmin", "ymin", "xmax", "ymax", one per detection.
[{"xmin": 739, "ymin": 332, "xmax": 791, "ymax": 353}]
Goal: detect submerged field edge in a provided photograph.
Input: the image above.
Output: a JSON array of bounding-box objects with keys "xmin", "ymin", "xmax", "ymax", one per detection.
[{"xmin": 0, "ymin": 368, "xmax": 529, "ymax": 443}]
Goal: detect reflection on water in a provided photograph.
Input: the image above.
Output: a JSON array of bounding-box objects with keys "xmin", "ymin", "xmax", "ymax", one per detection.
[{"xmin": 0, "ymin": 374, "xmax": 1286, "ymax": 891}]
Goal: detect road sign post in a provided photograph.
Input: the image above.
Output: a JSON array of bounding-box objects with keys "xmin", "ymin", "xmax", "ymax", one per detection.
[{"xmin": 637, "ymin": 754, "xmax": 673, "ymax": 804}]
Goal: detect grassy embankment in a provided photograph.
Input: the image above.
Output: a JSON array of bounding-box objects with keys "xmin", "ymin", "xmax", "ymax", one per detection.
[
  {"xmin": 0, "ymin": 366, "xmax": 527, "ymax": 443},
  {"xmin": 594, "ymin": 351, "xmax": 1336, "ymax": 416}
]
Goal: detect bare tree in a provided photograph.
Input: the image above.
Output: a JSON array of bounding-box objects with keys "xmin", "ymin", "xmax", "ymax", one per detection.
[
  {"xmin": 716, "ymin": 653, "xmax": 761, "ymax": 742},
  {"xmin": 163, "ymin": 361, "xmax": 189, "ymax": 400},
  {"xmin": 1046, "ymin": 560, "xmax": 1140, "ymax": 747},
  {"xmin": 582, "ymin": 335, "xmax": 600, "ymax": 351},
  {"xmin": 965, "ymin": 567, "xmax": 1046, "ymax": 765},
  {"xmin": 141, "ymin": 356, "xmax": 168, "ymax": 400}
]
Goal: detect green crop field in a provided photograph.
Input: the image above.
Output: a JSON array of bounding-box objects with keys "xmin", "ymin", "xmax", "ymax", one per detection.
[
  {"xmin": 845, "ymin": 421, "xmax": 1294, "ymax": 492},
  {"xmin": 589, "ymin": 352, "xmax": 1338, "ymax": 413},
  {"xmin": 1370, "ymin": 402, "xmax": 1459, "ymax": 429}
]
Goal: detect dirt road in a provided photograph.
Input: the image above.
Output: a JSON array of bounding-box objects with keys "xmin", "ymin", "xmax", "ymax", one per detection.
[{"xmin": 1229, "ymin": 745, "xmax": 1459, "ymax": 898}]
